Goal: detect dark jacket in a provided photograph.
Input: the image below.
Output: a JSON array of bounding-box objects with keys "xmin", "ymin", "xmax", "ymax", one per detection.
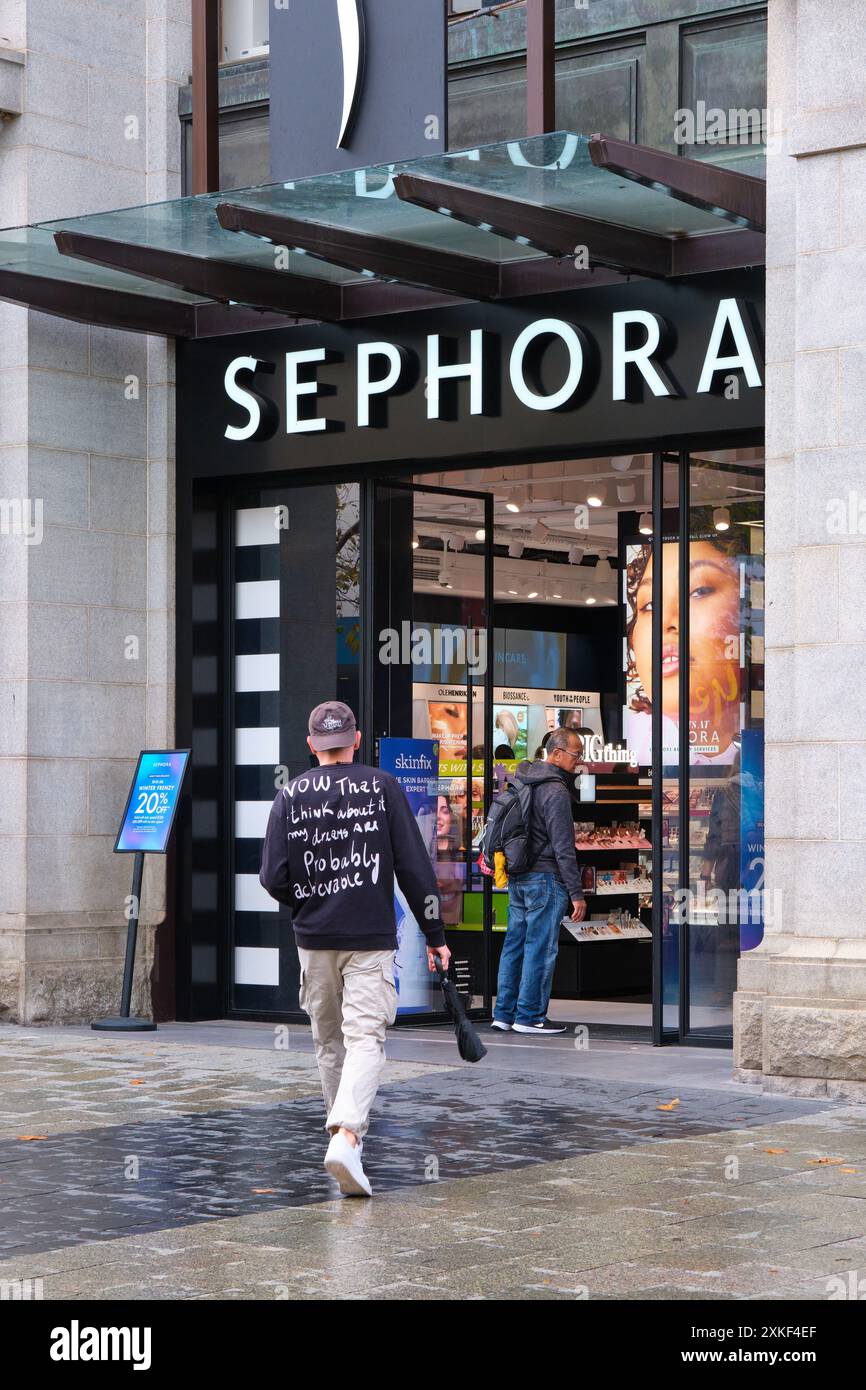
[
  {"xmin": 259, "ymin": 762, "xmax": 447, "ymax": 952},
  {"xmin": 512, "ymin": 759, "xmax": 583, "ymax": 901}
]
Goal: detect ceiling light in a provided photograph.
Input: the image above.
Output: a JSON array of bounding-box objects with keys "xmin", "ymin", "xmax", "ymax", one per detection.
[
  {"xmin": 411, "ymin": 533, "xmax": 419, "ymax": 549},
  {"xmin": 585, "ymin": 596, "xmax": 597, "ymax": 606},
  {"xmin": 610, "ymin": 456, "xmax": 633, "ymax": 472},
  {"xmin": 506, "ymin": 486, "xmax": 527, "ymax": 514},
  {"xmin": 527, "ymin": 587, "xmax": 539, "ymax": 599},
  {"xmin": 448, "ymin": 533, "xmax": 465, "ymax": 552},
  {"xmin": 474, "ymin": 528, "xmax": 486, "ymax": 541},
  {"xmin": 507, "ymin": 585, "xmax": 518, "ymax": 596},
  {"xmin": 508, "ymin": 539, "xmax": 525, "ymax": 559},
  {"xmin": 638, "ymin": 513, "xmax": 653, "ymax": 536},
  {"xmin": 617, "ymin": 482, "xmax": 636, "ymax": 504},
  {"xmin": 713, "ymin": 507, "xmax": 731, "ymax": 532},
  {"xmin": 587, "ymin": 485, "xmax": 606, "ymax": 508},
  {"xmin": 567, "ymin": 545, "xmax": 584, "ymax": 565}
]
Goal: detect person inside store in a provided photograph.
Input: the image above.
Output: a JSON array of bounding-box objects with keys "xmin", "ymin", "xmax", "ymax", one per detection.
[
  {"xmin": 492, "ymin": 727, "xmax": 587, "ymax": 1036},
  {"xmin": 434, "ymin": 793, "xmax": 465, "ymax": 924},
  {"xmin": 259, "ymin": 701, "xmax": 450, "ymax": 1198}
]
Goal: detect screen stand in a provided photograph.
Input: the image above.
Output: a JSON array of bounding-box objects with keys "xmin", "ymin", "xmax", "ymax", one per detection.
[{"xmin": 91, "ymin": 851, "xmax": 157, "ymax": 1032}]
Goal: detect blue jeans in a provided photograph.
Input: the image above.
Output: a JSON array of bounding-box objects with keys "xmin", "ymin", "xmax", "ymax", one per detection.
[{"xmin": 494, "ymin": 871, "xmax": 570, "ymax": 1027}]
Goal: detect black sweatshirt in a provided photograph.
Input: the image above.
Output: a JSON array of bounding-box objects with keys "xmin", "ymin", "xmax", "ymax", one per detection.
[{"xmin": 259, "ymin": 762, "xmax": 447, "ymax": 951}]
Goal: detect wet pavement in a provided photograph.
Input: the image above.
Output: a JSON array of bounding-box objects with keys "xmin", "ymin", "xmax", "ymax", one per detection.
[{"xmin": 1, "ymin": 1022, "xmax": 865, "ymax": 1299}]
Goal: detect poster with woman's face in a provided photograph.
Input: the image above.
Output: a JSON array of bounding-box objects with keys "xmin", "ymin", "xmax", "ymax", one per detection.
[
  {"xmin": 624, "ymin": 536, "xmax": 742, "ymax": 766},
  {"xmin": 426, "ymin": 699, "xmax": 468, "ymax": 760}
]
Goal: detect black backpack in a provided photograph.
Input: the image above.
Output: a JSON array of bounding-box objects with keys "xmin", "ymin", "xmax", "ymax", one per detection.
[{"xmin": 478, "ymin": 773, "xmax": 536, "ymax": 875}]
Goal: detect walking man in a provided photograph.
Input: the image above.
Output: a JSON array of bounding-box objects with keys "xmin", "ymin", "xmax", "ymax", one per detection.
[
  {"xmin": 492, "ymin": 727, "xmax": 586, "ymax": 1036},
  {"xmin": 260, "ymin": 702, "xmax": 450, "ymax": 1197}
]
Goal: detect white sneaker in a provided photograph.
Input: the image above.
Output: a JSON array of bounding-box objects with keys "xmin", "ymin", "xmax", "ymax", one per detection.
[
  {"xmin": 324, "ymin": 1132, "xmax": 372, "ymax": 1197},
  {"xmin": 490, "ymin": 1019, "xmax": 512, "ymax": 1031}
]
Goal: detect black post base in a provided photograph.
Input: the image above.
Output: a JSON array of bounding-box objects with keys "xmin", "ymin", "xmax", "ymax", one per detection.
[{"xmin": 91, "ymin": 1017, "xmax": 158, "ymax": 1032}]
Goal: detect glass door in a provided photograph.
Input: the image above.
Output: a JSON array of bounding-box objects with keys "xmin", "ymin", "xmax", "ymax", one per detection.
[
  {"xmin": 648, "ymin": 448, "xmax": 765, "ymax": 1044},
  {"xmin": 369, "ymin": 480, "xmax": 495, "ymax": 1023}
]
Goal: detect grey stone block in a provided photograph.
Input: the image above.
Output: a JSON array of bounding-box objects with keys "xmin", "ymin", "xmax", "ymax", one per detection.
[
  {"xmin": 27, "ymin": 680, "xmax": 145, "ymax": 758},
  {"xmin": 0, "ymin": 757, "xmax": 26, "ymax": 834},
  {"xmin": 0, "ymin": 600, "xmax": 27, "ymax": 679},
  {"xmin": 88, "ymin": 606, "xmax": 147, "ymax": 683},
  {"xmin": 28, "ymin": 526, "xmax": 146, "ymax": 609},
  {"xmin": 27, "ymin": 0, "xmax": 145, "ymax": 78},
  {"xmin": 0, "ymin": 45, "xmax": 24, "ymax": 117},
  {"xmin": 22, "ymin": 48, "xmax": 87, "ymax": 122},
  {"xmin": 794, "ymin": 350, "xmax": 838, "ymax": 451},
  {"xmin": 733, "ymin": 993, "xmax": 763, "ymax": 1071},
  {"xmin": 27, "ymin": 759, "xmax": 88, "ymax": 836},
  {"xmin": 27, "ymin": 309, "xmax": 89, "ymax": 376},
  {"xmin": 89, "ymin": 456, "xmax": 147, "ymax": 534},
  {"xmin": 0, "ymin": 681, "xmax": 27, "ymax": 756},
  {"xmin": 27, "ymin": 602, "xmax": 89, "ymax": 680},
  {"xmin": 87, "ymin": 68, "xmax": 147, "ymax": 173},
  {"xmin": 24, "ymin": 146, "xmax": 145, "ymax": 224},
  {"xmin": 0, "ymin": 835, "xmax": 26, "ymax": 913},
  {"xmin": 89, "ymin": 325, "xmax": 148, "ymax": 384},
  {"xmin": 26, "ymin": 833, "xmax": 133, "ymax": 914},
  {"xmin": 0, "ymin": 365, "xmax": 27, "ymax": 448},
  {"xmin": 27, "ymin": 447, "xmax": 89, "ymax": 529},
  {"xmin": 28, "ymin": 365, "xmax": 146, "ymax": 457}
]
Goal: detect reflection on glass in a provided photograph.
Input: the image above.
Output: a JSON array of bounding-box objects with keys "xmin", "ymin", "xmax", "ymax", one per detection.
[{"xmin": 687, "ymin": 452, "xmax": 765, "ymax": 1038}]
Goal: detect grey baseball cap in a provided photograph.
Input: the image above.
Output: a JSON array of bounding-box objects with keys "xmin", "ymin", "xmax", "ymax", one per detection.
[{"xmin": 308, "ymin": 700, "xmax": 357, "ymax": 751}]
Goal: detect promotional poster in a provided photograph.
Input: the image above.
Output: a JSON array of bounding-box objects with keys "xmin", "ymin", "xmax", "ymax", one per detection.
[
  {"xmin": 115, "ymin": 750, "xmax": 190, "ymax": 855},
  {"xmin": 378, "ymin": 738, "xmax": 442, "ymax": 1014}
]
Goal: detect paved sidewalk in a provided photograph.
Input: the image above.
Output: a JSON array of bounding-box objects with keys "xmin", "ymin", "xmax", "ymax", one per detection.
[{"xmin": 1, "ymin": 1022, "xmax": 864, "ymax": 1300}]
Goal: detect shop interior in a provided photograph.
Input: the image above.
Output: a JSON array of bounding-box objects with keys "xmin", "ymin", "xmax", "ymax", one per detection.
[{"xmin": 390, "ymin": 447, "xmax": 765, "ymax": 1037}]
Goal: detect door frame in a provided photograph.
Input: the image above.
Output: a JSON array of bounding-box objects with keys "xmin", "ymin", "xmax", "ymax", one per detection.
[{"xmin": 368, "ymin": 477, "xmax": 496, "ymax": 1026}]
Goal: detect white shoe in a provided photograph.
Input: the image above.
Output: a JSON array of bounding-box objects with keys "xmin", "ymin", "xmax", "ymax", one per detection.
[
  {"xmin": 324, "ymin": 1133, "xmax": 372, "ymax": 1197},
  {"xmin": 490, "ymin": 1019, "xmax": 512, "ymax": 1031}
]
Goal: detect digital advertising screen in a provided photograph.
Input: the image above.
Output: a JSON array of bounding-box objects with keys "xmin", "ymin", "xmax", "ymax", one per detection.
[{"xmin": 114, "ymin": 750, "xmax": 191, "ymax": 854}]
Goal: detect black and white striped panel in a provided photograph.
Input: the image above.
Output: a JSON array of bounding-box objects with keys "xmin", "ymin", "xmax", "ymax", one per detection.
[{"xmin": 232, "ymin": 505, "xmax": 283, "ymax": 1000}]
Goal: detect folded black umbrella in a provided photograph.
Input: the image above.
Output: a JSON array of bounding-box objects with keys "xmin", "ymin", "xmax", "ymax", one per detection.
[{"xmin": 434, "ymin": 959, "xmax": 487, "ymax": 1063}]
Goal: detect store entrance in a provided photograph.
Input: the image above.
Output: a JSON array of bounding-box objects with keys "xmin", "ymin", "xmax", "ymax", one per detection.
[{"xmin": 372, "ymin": 447, "xmax": 765, "ymax": 1043}]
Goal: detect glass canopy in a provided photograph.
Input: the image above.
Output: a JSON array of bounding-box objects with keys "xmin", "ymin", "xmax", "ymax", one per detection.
[{"xmin": 0, "ymin": 131, "xmax": 767, "ymax": 335}]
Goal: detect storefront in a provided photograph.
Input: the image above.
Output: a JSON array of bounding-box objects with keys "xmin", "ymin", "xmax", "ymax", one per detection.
[
  {"xmin": 0, "ymin": 129, "xmax": 765, "ymax": 1043},
  {"xmin": 167, "ymin": 133, "xmax": 766, "ymax": 1045}
]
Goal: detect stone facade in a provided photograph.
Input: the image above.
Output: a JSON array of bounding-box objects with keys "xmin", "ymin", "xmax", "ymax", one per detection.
[
  {"xmin": 733, "ymin": 0, "xmax": 866, "ymax": 1095},
  {"xmin": 0, "ymin": 1, "xmax": 189, "ymax": 1023}
]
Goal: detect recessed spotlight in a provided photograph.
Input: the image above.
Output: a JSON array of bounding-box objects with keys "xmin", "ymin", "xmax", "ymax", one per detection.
[
  {"xmin": 585, "ymin": 596, "xmax": 597, "ymax": 605},
  {"xmin": 475, "ymin": 528, "xmax": 486, "ymax": 541},
  {"xmin": 587, "ymin": 486, "xmax": 606, "ymax": 508},
  {"xmin": 610, "ymin": 456, "xmax": 633, "ymax": 472},
  {"xmin": 506, "ymin": 486, "xmax": 527, "ymax": 514},
  {"xmin": 713, "ymin": 507, "xmax": 731, "ymax": 532},
  {"xmin": 527, "ymin": 587, "xmax": 539, "ymax": 599},
  {"xmin": 638, "ymin": 513, "xmax": 653, "ymax": 536},
  {"xmin": 617, "ymin": 483, "xmax": 636, "ymax": 504},
  {"xmin": 412, "ymin": 533, "xmax": 419, "ymax": 549}
]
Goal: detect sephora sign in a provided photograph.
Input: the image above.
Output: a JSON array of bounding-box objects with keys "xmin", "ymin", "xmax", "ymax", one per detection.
[{"xmin": 178, "ymin": 273, "xmax": 765, "ymax": 479}]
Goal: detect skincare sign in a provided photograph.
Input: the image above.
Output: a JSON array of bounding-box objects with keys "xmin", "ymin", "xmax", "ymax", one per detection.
[{"xmin": 115, "ymin": 751, "xmax": 190, "ymax": 855}]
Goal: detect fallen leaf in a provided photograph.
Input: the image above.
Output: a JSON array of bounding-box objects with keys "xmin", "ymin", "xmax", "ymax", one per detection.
[
  {"xmin": 129, "ymin": 1079, "xmax": 145, "ymax": 1086},
  {"xmin": 656, "ymin": 1099, "xmax": 681, "ymax": 1111},
  {"xmin": 807, "ymin": 1157, "xmax": 846, "ymax": 1166},
  {"xmin": 764, "ymin": 1148, "xmax": 787, "ymax": 1155},
  {"xmin": 16, "ymin": 1135, "xmax": 48, "ymax": 1141},
  {"xmin": 252, "ymin": 1188, "xmax": 276, "ymax": 1194},
  {"xmin": 839, "ymin": 1168, "xmax": 858, "ymax": 1175}
]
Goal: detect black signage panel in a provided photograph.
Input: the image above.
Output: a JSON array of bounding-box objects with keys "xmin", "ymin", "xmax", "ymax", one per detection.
[
  {"xmin": 177, "ymin": 272, "xmax": 765, "ymax": 482},
  {"xmin": 269, "ymin": 0, "xmax": 447, "ymax": 181}
]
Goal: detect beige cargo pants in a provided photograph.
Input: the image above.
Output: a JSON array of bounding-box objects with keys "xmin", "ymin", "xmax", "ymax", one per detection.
[{"xmin": 297, "ymin": 947, "xmax": 398, "ymax": 1139}]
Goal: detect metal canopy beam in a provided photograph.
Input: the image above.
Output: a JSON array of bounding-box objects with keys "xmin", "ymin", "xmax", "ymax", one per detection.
[
  {"xmin": 0, "ymin": 268, "xmax": 198, "ymax": 336},
  {"xmin": 53, "ymin": 229, "xmax": 344, "ymax": 321},
  {"xmin": 216, "ymin": 201, "xmax": 502, "ymax": 300},
  {"xmin": 392, "ymin": 171, "xmax": 672, "ymax": 278},
  {"xmin": 588, "ymin": 133, "xmax": 767, "ymax": 234}
]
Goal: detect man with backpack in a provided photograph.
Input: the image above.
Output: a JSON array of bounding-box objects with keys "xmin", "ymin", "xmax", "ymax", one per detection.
[{"xmin": 489, "ymin": 727, "xmax": 586, "ymax": 1035}]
